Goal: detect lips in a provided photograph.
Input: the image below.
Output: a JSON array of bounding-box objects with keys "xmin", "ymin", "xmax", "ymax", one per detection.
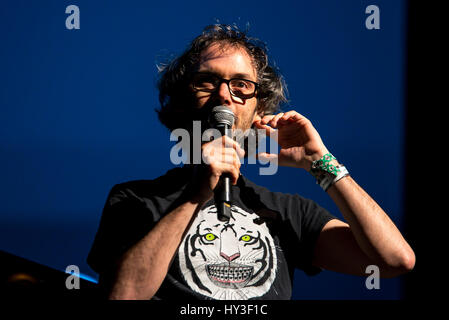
[{"xmin": 206, "ymin": 263, "xmax": 253, "ymax": 288}]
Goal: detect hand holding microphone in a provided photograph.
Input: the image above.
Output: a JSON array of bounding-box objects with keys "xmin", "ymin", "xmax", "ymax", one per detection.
[
  {"xmin": 194, "ymin": 106, "xmax": 244, "ymax": 221},
  {"xmin": 208, "ymin": 106, "xmax": 236, "ymax": 221}
]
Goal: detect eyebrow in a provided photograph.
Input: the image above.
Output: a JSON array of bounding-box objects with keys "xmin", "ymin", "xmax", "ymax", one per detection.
[
  {"xmin": 197, "ymin": 69, "xmax": 256, "ymax": 81},
  {"xmin": 233, "ymin": 72, "xmax": 255, "ymax": 80}
]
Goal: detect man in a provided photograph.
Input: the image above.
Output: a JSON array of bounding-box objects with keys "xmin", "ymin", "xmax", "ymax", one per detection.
[{"xmin": 87, "ymin": 24, "xmax": 415, "ymax": 300}]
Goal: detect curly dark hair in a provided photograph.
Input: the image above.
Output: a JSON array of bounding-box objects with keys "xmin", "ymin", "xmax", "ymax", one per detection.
[{"xmin": 156, "ymin": 24, "xmax": 287, "ymax": 132}]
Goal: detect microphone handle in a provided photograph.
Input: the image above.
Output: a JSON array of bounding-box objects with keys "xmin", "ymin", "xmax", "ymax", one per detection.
[{"xmin": 215, "ymin": 124, "xmax": 232, "ymax": 221}]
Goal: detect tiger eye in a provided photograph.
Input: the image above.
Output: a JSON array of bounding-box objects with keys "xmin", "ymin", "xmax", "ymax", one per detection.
[{"xmin": 205, "ymin": 233, "xmax": 216, "ymax": 241}]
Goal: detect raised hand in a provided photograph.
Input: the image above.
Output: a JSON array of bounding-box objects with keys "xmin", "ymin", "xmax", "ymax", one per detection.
[{"xmin": 253, "ymin": 110, "xmax": 330, "ymax": 170}]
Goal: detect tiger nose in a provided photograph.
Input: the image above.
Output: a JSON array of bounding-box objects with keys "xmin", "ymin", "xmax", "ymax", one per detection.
[
  {"xmin": 220, "ymin": 251, "xmax": 240, "ymax": 262},
  {"xmin": 220, "ymin": 228, "xmax": 240, "ymax": 262}
]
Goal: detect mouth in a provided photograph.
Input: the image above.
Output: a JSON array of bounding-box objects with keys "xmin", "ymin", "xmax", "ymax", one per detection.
[{"xmin": 206, "ymin": 263, "xmax": 253, "ymax": 288}]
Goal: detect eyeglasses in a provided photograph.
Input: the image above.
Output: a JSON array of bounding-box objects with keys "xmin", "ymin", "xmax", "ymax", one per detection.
[{"xmin": 191, "ymin": 72, "xmax": 259, "ymax": 99}]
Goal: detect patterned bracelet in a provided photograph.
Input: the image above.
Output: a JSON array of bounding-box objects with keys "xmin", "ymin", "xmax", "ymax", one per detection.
[
  {"xmin": 309, "ymin": 153, "xmax": 349, "ymax": 191},
  {"xmin": 310, "ymin": 153, "xmax": 341, "ymax": 176}
]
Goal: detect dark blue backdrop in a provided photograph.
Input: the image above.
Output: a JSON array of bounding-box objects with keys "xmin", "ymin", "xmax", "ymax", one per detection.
[{"xmin": 0, "ymin": 0, "xmax": 407, "ymax": 299}]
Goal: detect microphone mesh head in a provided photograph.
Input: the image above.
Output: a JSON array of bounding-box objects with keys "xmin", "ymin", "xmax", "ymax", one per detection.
[{"xmin": 209, "ymin": 105, "xmax": 235, "ymax": 127}]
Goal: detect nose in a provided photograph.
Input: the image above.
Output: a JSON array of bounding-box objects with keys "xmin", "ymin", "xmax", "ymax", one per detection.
[{"xmin": 216, "ymin": 81, "xmax": 232, "ymax": 106}]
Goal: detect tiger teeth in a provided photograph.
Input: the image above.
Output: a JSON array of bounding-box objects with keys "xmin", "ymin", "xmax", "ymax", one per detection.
[{"xmin": 207, "ymin": 265, "xmax": 252, "ymax": 283}]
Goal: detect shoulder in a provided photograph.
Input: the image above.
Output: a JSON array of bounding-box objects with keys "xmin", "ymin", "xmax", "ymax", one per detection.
[
  {"xmin": 107, "ymin": 166, "xmax": 192, "ymax": 203},
  {"xmin": 239, "ymin": 175, "xmax": 315, "ymax": 212}
]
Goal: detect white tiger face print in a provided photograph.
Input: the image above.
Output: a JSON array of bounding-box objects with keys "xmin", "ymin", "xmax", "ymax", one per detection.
[{"xmin": 178, "ymin": 205, "xmax": 278, "ymax": 300}]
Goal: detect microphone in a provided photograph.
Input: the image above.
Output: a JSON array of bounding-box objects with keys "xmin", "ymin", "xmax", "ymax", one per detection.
[{"xmin": 208, "ymin": 105, "xmax": 235, "ymax": 222}]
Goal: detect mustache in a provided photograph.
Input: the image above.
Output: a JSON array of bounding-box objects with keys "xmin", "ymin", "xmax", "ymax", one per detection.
[{"xmin": 190, "ymin": 103, "xmax": 239, "ymax": 128}]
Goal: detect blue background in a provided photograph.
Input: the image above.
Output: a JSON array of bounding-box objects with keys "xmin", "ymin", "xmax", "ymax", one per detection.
[{"xmin": 0, "ymin": 0, "xmax": 408, "ymax": 299}]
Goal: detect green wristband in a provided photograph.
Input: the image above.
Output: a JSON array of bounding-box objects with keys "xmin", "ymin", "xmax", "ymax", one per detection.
[
  {"xmin": 310, "ymin": 153, "xmax": 341, "ymax": 176},
  {"xmin": 309, "ymin": 153, "xmax": 343, "ymax": 191}
]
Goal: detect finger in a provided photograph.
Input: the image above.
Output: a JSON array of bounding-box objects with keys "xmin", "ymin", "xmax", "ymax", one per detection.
[
  {"xmin": 207, "ymin": 136, "xmax": 244, "ymax": 157},
  {"xmin": 268, "ymin": 113, "xmax": 285, "ymax": 128},
  {"xmin": 205, "ymin": 142, "xmax": 242, "ymax": 167},
  {"xmin": 225, "ymin": 156, "xmax": 241, "ymax": 185},
  {"xmin": 219, "ymin": 148, "xmax": 242, "ymax": 167},
  {"xmin": 253, "ymin": 120, "xmax": 277, "ymax": 138},
  {"xmin": 281, "ymin": 110, "xmax": 310, "ymax": 124},
  {"xmin": 253, "ymin": 113, "xmax": 262, "ymax": 123},
  {"xmin": 219, "ymin": 135, "xmax": 240, "ymax": 148},
  {"xmin": 260, "ymin": 115, "xmax": 275, "ymax": 125},
  {"xmin": 211, "ymin": 162, "xmax": 240, "ymax": 185},
  {"xmin": 257, "ymin": 152, "xmax": 278, "ymax": 164},
  {"xmin": 280, "ymin": 110, "xmax": 299, "ymax": 120},
  {"xmin": 222, "ymin": 136, "xmax": 245, "ymax": 158},
  {"xmin": 275, "ymin": 111, "xmax": 299, "ymax": 126},
  {"xmin": 201, "ymin": 145, "xmax": 216, "ymax": 165},
  {"xmin": 229, "ymin": 166, "xmax": 240, "ymax": 185}
]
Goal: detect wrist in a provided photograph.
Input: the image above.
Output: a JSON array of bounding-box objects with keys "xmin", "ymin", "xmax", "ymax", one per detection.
[
  {"xmin": 184, "ymin": 164, "xmax": 213, "ymax": 205},
  {"xmin": 306, "ymin": 148, "xmax": 334, "ymax": 171},
  {"xmin": 308, "ymin": 152, "xmax": 349, "ymax": 192}
]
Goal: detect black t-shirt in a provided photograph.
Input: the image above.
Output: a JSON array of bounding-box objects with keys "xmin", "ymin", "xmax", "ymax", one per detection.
[{"xmin": 87, "ymin": 166, "xmax": 336, "ymax": 300}]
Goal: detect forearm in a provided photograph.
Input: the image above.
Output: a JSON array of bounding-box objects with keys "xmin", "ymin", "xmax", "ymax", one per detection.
[
  {"xmin": 108, "ymin": 196, "xmax": 207, "ymax": 300},
  {"xmin": 326, "ymin": 175, "xmax": 415, "ymax": 272},
  {"xmin": 255, "ymin": 111, "xmax": 415, "ymax": 275}
]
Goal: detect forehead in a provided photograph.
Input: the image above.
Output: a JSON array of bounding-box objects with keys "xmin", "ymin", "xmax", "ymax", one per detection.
[{"xmin": 197, "ymin": 43, "xmax": 257, "ymax": 80}]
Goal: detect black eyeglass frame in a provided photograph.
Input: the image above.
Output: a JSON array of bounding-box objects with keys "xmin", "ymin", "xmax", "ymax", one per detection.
[{"xmin": 190, "ymin": 72, "xmax": 259, "ymax": 99}]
